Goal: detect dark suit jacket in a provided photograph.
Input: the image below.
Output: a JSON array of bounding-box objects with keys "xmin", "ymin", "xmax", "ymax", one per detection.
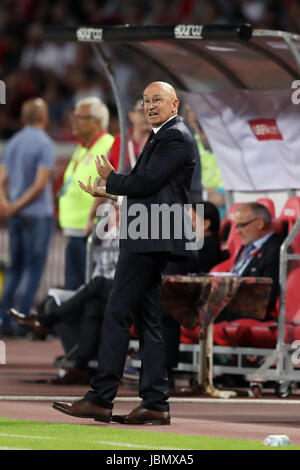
[
  {"xmin": 106, "ymin": 116, "xmax": 196, "ymax": 255},
  {"xmin": 237, "ymin": 232, "xmax": 282, "ymax": 312},
  {"xmin": 164, "ymin": 235, "xmax": 221, "ymax": 275}
]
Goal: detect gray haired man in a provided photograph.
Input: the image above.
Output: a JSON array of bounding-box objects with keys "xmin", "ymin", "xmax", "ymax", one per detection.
[{"xmin": 58, "ymin": 97, "xmax": 114, "ymax": 290}]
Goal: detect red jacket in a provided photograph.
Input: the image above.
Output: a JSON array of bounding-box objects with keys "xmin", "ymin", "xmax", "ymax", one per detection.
[{"xmin": 109, "ymin": 130, "xmax": 140, "ymax": 174}]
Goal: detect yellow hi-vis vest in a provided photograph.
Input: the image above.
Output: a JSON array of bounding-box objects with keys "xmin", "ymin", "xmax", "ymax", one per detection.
[{"xmin": 59, "ymin": 132, "xmax": 114, "ymax": 233}]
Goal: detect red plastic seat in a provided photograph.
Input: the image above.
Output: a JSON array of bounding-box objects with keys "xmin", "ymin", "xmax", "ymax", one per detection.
[
  {"xmin": 222, "ymin": 319, "xmax": 262, "ymax": 347},
  {"xmin": 180, "ymin": 325, "xmax": 201, "ymax": 344},
  {"xmin": 271, "ymin": 217, "xmax": 285, "ymax": 235},
  {"xmin": 279, "ymin": 196, "xmax": 300, "ymax": 252},
  {"xmin": 180, "ymin": 199, "xmax": 299, "ymax": 348},
  {"xmin": 246, "ymin": 322, "xmax": 295, "ymax": 348},
  {"xmin": 214, "ymin": 267, "xmax": 300, "ymax": 347},
  {"xmin": 293, "ymin": 324, "xmax": 300, "ymax": 340},
  {"xmin": 219, "ymin": 203, "xmax": 241, "ymax": 244},
  {"xmin": 279, "ymin": 197, "xmax": 300, "ymax": 230}
]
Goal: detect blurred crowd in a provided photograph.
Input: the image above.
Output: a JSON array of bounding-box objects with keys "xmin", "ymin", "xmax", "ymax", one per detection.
[{"xmin": 0, "ymin": 0, "xmax": 300, "ymax": 140}]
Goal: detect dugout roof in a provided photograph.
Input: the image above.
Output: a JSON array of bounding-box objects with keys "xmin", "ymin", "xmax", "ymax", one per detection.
[{"xmin": 42, "ymin": 24, "xmax": 300, "ymax": 92}]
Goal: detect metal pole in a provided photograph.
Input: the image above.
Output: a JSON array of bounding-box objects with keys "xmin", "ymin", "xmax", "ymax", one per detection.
[
  {"xmin": 282, "ymin": 32, "xmax": 300, "ymax": 73},
  {"xmin": 278, "ymin": 217, "xmax": 300, "ymax": 347},
  {"xmin": 91, "ymin": 43, "xmax": 127, "ymax": 173},
  {"xmin": 224, "ymin": 189, "xmax": 234, "ymax": 211},
  {"xmin": 85, "ymin": 44, "xmax": 127, "ymax": 283}
]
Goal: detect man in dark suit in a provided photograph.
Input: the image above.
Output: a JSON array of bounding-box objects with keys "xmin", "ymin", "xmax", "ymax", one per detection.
[
  {"xmin": 215, "ymin": 202, "xmax": 282, "ymax": 324},
  {"xmin": 53, "ymin": 81, "xmax": 197, "ymax": 425}
]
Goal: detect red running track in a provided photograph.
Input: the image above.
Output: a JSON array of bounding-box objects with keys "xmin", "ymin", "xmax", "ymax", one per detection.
[{"xmin": 1, "ymin": 338, "xmax": 300, "ymax": 445}]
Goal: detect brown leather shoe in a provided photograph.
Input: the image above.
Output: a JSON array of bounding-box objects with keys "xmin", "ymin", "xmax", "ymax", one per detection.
[
  {"xmin": 8, "ymin": 308, "xmax": 50, "ymax": 339},
  {"xmin": 112, "ymin": 405, "xmax": 170, "ymax": 425},
  {"xmin": 49, "ymin": 367, "xmax": 92, "ymax": 385},
  {"xmin": 52, "ymin": 398, "xmax": 112, "ymax": 423}
]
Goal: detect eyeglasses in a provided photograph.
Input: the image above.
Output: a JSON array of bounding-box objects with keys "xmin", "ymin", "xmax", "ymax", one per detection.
[
  {"xmin": 140, "ymin": 97, "xmax": 174, "ymax": 108},
  {"xmin": 235, "ymin": 218, "xmax": 258, "ymax": 229}
]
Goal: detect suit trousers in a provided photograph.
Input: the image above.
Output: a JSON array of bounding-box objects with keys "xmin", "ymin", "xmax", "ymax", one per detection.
[
  {"xmin": 44, "ymin": 276, "xmax": 113, "ymax": 367},
  {"xmin": 85, "ymin": 246, "xmax": 170, "ymax": 412}
]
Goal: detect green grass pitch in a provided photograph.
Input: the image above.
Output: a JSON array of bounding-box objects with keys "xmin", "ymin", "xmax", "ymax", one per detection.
[{"xmin": 0, "ymin": 418, "xmax": 299, "ymax": 450}]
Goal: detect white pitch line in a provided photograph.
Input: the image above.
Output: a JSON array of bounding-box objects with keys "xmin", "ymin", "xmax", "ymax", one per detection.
[
  {"xmin": 0, "ymin": 446, "xmax": 30, "ymax": 450},
  {"xmin": 1, "ymin": 396, "xmax": 300, "ymax": 405},
  {"xmin": 94, "ymin": 441, "xmax": 183, "ymax": 450},
  {"xmin": 0, "ymin": 433, "xmax": 54, "ymax": 440},
  {"xmin": 0, "ymin": 433, "xmax": 182, "ymax": 450}
]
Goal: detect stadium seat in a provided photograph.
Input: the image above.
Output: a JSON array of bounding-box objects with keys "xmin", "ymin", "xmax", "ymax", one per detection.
[
  {"xmin": 214, "ymin": 204, "xmax": 242, "ymax": 272},
  {"xmin": 181, "ymin": 198, "xmax": 281, "ymax": 344},
  {"xmin": 278, "ymin": 196, "xmax": 300, "ymax": 252},
  {"xmin": 219, "ymin": 203, "xmax": 241, "ymax": 244},
  {"xmin": 217, "ymin": 318, "xmax": 262, "ymax": 347},
  {"xmin": 180, "ymin": 325, "xmax": 201, "ymax": 344},
  {"xmin": 214, "ymin": 266, "xmax": 300, "ymax": 348},
  {"xmin": 279, "ymin": 197, "xmax": 300, "ymax": 230}
]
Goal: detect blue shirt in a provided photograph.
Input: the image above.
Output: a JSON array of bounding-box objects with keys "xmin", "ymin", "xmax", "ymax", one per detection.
[{"xmin": 1, "ymin": 126, "xmax": 55, "ymax": 217}]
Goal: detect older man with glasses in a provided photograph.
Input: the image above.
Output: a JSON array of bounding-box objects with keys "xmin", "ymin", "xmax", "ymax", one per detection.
[
  {"xmin": 53, "ymin": 81, "xmax": 198, "ymax": 425},
  {"xmin": 215, "ymin": 201, "xmax": 282, "ymax": 324},
  {"xmin": 58, "ymin": 97, "xmax": 114, "ymax": 290}
]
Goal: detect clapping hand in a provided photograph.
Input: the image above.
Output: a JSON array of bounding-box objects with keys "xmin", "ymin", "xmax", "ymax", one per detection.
[
  {"xmin": 78, "ymin": 176, "xmax": 117, "ymax": 201},
  {"xmin": 96, "ymin": 154, "xmax": 114, "ymax": 181}
]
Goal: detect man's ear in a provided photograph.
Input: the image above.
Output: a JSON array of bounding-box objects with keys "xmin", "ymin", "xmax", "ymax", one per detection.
[{"xmin": 257, "ymin": 218, "xmax": 265, "ymax": 230}]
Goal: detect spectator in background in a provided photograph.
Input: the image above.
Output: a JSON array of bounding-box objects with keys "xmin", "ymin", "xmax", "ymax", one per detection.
[
  {"xmin": 9, "ymin": 203, "xmax": 120, "ymax": 385},
  {"xmin": 84, "ymin": 100, "xmax": 151, "ymax": 235},
  {"xmin": 20, "ymin": 23, "xmax": 76, "ymax": 77},
  {"xmin": 69, "ymin": 68, "xmax": 105, "ymax": 106},
  {"xmin": 215, "ymin": 202, "xmax": 282, "ymax": 326},
  {"xmin": 186, "ymin": 106, "xmax": 225, "ymax": 219},
  {"xmin": 0, "ymin": 98, "xmax": 55, "ymax": 335},
  {"xmin": 109, "ymin": 100, "xmax": 151, "ymax": 173},
  {"xmin": 58, "ymin": 96, "xmax": 114, "ymax": 290}
]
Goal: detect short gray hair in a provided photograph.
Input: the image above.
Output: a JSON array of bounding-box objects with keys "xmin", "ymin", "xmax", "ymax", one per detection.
[
  {"xmin": 75, "ymin": 96, "xmax": 109, "ymax": 130},
  {"xmin": 238, "ymin": 202, "xmax": 272, "ymax": 226}
]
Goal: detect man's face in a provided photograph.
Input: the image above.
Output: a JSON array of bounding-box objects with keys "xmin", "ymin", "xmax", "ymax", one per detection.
[
  {"xmin": 142, "ymin": 83, "xmax": 179, "ymax": 127},
  {"xmin": 234, "ymin": 207, "xmax": 262, "ymax": 245},
  {"xmin": 71, "ymin": 104, "xmax": 100, "ymax": 140}
]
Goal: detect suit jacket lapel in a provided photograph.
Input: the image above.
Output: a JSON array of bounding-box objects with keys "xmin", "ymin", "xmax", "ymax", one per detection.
[
  {"xmin": 130, "ymin": 131, "xmax": 154, "ymax": 174},
  {"xmin": 131, "ymin": 116, "xmax": 179, "ymax": 174},
  {"xmin": 242, "ymin": 234, "xmax": 275, "ymax": 275}
]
